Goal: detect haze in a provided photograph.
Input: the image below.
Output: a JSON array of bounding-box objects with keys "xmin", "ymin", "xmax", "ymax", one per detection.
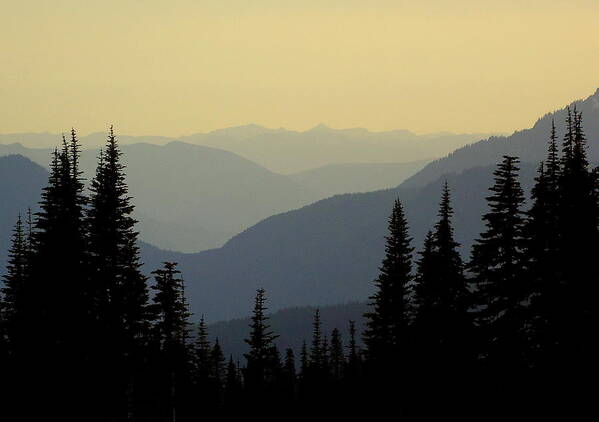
[{"xmin": 2, "ymin": 0, "xmax": 598, "ymax": 137}]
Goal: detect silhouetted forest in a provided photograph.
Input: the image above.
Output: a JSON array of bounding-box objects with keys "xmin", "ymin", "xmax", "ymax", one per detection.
[{"xmin": 1, "ymin": 108, "xmax": 597, "ymax": 419}]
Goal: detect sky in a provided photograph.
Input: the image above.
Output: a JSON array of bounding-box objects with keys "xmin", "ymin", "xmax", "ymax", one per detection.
[{"xmin": 1, "ymin": 0, "xmax": 599, "ymax": 137}]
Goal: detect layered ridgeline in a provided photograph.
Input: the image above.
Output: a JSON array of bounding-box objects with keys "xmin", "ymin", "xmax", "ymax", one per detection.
[
  {"xmin": 139, "ymin": 88, "xmax": 599, "ymax": 322},
  {"xmin": 179, "ymin": 124, "xmax": 492, "ymax": 173},
  {"xmin": 0, "ymin": 156, "xmax": 47, "ymax": 266},
  {"xmin": 0, "ymin": 126, "xmax": 492, "ymax": 173},
  {"xmin": 0, "ymin": 142, "xmax": 427, "ymax": 252}
]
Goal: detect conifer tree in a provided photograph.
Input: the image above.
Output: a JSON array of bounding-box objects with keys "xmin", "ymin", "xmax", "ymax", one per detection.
[
  {"xmin": 309, "ymin": 309, "xmax": 323, "ymax": 371},
  {"xmin": 151, "ymin": 262, "xmax": 193, "ymax": 422},
  {"xmin": 413, "ymin": 183, "xmax": 470, "ymax": 369},
  {"xmin": 211, "ymin": 339, "xmax": 226, "ymax": 384},
  {"xmin": 299, "ymin": 340, "xmax": 309, "ymax": 381},
  {"xmin": 1, "ymin": 215, "xmax": 28, "ymax": 353},
  {"xmin": 329, "ymin": 328, "xmax": 344, "ymax": 381},
  {"xmin": 87, "ymin": 127, "xmax": 151, "ymax": 420},
  {"xmin": 279, "ymin": 348, "xmax": 297, "ymax": 402},
  {"xmin": 243, "ymin": 289, "xmax": 278, "ymax": 394},
  {"xmin": 224, "ymin": 356, "xmax": 242, "ymax": 405},
  {"xmin": 26, "ymin": 132, "xmax": 91, "ymax": 419},
  {"xmin": 554, "ymin": 110, "xmax": 598, "ymax": 369},
  {"xmin": 363, "ymin": 198, "xmax": 413, "ymax": 365},
  {"xmin": 469, "ymin": 155, "xmax": 527, "ymax": 370},
  {"xmin": 194, "ymin": 316, "xmax": 212, "ymax": 380}
]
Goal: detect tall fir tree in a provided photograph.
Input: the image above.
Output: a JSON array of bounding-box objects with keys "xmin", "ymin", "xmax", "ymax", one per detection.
[
  {"xmin": 329, "ymin": 328, "xmax": 344, "ymax": 381},
  {"xmin": 309, "ymin": 308, "xmax": 323, "ymax": 371},
  {"xmin": 25, "ymin": 132, "xmax": 91, "ymax": 419},
  {"xmin": 87, "ymin": 127, "xmax": 152, "ymax": 421},
  {"xmin": 243, "ymin": 289, "xmax": 278, "ymax": 395},
  {"xmin": 555, "ymin": 110, "xmax": 598, "ymax": 371},
  {"xmin": 413, "ymin": 183, "xmax": 470, "ymax": 369},
  {"xmin": 151, "ymin": 262, "xmax": 193, "ymax": 422},
  {"xmin": 363, "ymin": 198, "xmax": 413, "ymax": 364},
  {"xmin": 1, "ymin": 215, "xmax": 28, "ymax": 354},
  {"xmin": 469, "ymin": 155, "xmax": 527, "ymax": 370},
  {"xmin": 523, "ymin": 123, "xmax": 563, "ymax": 369}
]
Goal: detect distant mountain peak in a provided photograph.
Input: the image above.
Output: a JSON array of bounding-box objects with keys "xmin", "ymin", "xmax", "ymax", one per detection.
[{"xmin": 308, "ymin": 123, "xmax": 334, "ymax": 132}]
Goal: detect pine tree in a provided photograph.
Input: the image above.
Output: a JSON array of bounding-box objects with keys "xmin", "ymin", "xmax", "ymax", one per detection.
[
  {"xmin": 299, "ymin": 340, "xmax": 309, "ymax": 380},
  {"xmin": 224, "ymin": 356, "xmax": 242, "ymax": 405},
  {"xmin": 413, "ymin": 183, "xmax": 470, "ymax": 369},
  {"xmin": 243, "ymin": 289, "xmax": 278, "ymax": 394},
  {"xmin": 469, "ymin": 155, "xmax": 527, "ymax": 370},
  {"xmin": 309, "ymin": 308, "xmax": 323, "ymax": 370},
  {"xmin": 151, "ymin": 262, "xmax": 193, "ymax": 422},
  {"xmin": 363, "ymin": 198, "xmax": 413, "ymax": 365},
  {"xmin": 1, "ymin": 215, "xmax": 28, "ymax": 353},
  {"xmin": 329, "ymin": 328, "xmax": 344, "ymax": 381},
  {"xmin": 194, "ymin": 316, "xmax": 212, "ymax": 380},
  {"xmin": 211, "ymin": 339, "xmax": 226, "ymax": 384},
  {"xmin": 280, "ymin": 348, "xmax": 297, "ymax": 402},
  {"xmin": 554, "ymin": 110, "xmax": 598, "ymax": 370},
  {"xmin": 86, "ymin": 127, "xmax": 151, "ymax": 420},
  {"xmin": 24, "ymin": 132, "xmax": 91, "ymax": 419}
]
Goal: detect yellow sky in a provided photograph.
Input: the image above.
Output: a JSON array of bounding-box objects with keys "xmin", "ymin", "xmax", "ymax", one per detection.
[{"xmin": 1, "ymin": 1, "xmax": 598, "ymax": 136}]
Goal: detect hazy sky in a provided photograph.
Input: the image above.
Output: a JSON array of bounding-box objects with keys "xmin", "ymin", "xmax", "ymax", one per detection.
[{"xmin": 2, "ymin": 1, "xmax": 598, "ymax": 136}]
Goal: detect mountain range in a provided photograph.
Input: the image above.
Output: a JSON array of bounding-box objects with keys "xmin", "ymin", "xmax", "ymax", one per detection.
[
  {"xmin": 0, "ymin": 126, "xmax": 492, "ymax": 174},
  {"xmin": 0, "ymin": 142, "xmax": 426, "ymax": 252},
  {"xmin": 2, "ymin": 89, "xmax": 598, "ymax": 325},
  {"xmin": 136, "ymin": 88, "xmax": 599, "ymax": 322}
]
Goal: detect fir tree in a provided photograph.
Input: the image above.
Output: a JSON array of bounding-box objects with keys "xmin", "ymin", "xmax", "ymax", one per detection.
[
  {"xmin": 363, "ymin": 198, "xmax": 413, "ymax": 364},
  {"xmin": 26, "ymin": 132, "xmax": 91, "ymax": 419},
  {"xmin": 243, "ymin": 289, "xmax": 278, "ymax": 394},
  {"xmin": 309, "ymin": 308, "xmax": 323, "ymax": 370},
  {"xmin": 555, "ymin": 110, "xmax": 598, "ymax": 370},
  {"xmin": 151, "ymin": 262, "xmax": 193, "ymax": 422},
  {"xmin": 224, "ymin": 356, "xmax": 242, "ymax": 405},
  {"xmin": 1, "ymin": 215, "xmax": 28, "ymax": 353},
  {"xmin": 86, "ymin": 127, "xmax": 151, "ymax": 420},
  {"xmin": 329, "ymin": 328, "xmax": 344, "ymax": 381},
  {"xmin": 469, "ymin": 155, "xmax": 527, "ymax": 370},
  {"xmin": 194, "ymin": 316, "xmax": 212, "ymax": 380},
  {"xmin": 413, "ymin": 183, "xmax": 470, "ymax": 369}
]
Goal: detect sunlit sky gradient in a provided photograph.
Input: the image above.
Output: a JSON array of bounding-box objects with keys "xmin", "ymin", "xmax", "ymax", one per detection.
[{"xmin": 2, "ymin": 1, "xmax": 598, "ymax": 136}]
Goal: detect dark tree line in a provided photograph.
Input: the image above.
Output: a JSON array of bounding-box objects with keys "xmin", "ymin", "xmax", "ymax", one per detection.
[{"xmin": 1, "ymin": 111, "xmax": 597, "ymax": 418}]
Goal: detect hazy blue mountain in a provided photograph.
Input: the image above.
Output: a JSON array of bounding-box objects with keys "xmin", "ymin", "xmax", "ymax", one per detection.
[
  {"xmin": 0, "ymin": 142, "xmax": 317, "ymax": 251},
  {"xmin": 0, "ymin": 155, "xmax": 47, "ymax": 269},
  {"xmin": 208, "ymin": 302, "xmax": 368, "ymax": 362},
  {"xmin": 140, "ymin": 89, "xmax": 599, "ymax": 322},
  {"xmin": 0, "ymin": 132, "xmax": 173, "ymax": 149},
  {"xmin": 181, "ymin": 124, "xmax": 494, "ymax": 173},
  {"xmin": 290, "ymin": 160, "xmax": 429, "ymax": 198},
  {"xmin": 139, "ymin": 162, "xmax": 537, "ymax": 322},
  {"xmin": 403, "ymin": 88, "xmax": 599, "ymax": 188},
  {"xmin": 0, "ymin": 142, "xmax": 427, "ymax": 252}
]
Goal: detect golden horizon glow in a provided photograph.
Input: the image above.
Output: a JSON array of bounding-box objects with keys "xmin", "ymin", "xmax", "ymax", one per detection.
[{"xmin": 1, "ymin": 1, "xmax": 599, "ymax": 137}]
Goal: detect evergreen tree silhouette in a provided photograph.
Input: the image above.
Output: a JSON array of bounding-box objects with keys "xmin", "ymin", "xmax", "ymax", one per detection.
[
  {"xmin": 87, "ymin": 127, "xmax": 151, "ymax": 420},
  {"xmin": 224, "ymin": 355, "xmax": 242, "ymax": 406},
  {"xmin": 282, "ymin": 348, "xmax": 297, "ymax": 401},
  {"xmin": 413, "ymin": 183, "xmax": 470, "ymax": 365},
  {"xmin": 363, "ymin": 198, "xmax": 413, "ymax": 367},
  {"xmin": 25, "ymin": 132, "xmax": 91, "ymax": 419},
  {"xmin": 524, "ymin": 122, "xmax": 563, "ymax": 370},
  {"xmin": 194, "ymin": 316, "xmax": 212, "ymax": 382},
  {"xmin": 309, "ymin": 308, "xmax": 323, "ymax": 371},
  {"xmin": 554, "ymin": 110, "xmax": 598, "ymax": 374},
  {"xmin": 151, "ymin": 262, "xmax": 193, "ymax": 422},
  {"xmin": 243, "ymin": 289, "xmax": 278, "ymax": 396},
  {"xmin": 329, "ymin": 328, "xmax": 344, "ymax": 381},
  {"xmin": 469, "ymin": 155, "xmax": 527, "ymax": 373},
  {"xmin": 1, "ymin": 215, "xmax": 28, "ymax": 354}
]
